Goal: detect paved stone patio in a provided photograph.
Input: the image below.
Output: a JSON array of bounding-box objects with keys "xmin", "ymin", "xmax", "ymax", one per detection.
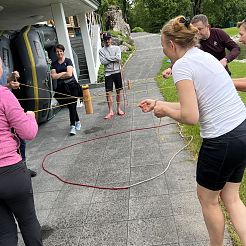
[{"xmin": 18, "ymin": 32, "xmax": 233, "ymax": 246}]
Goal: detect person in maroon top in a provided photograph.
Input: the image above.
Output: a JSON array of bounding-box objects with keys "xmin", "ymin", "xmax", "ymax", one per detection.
[
  {"xmin": 191, "ymin": 14, "xmax": 240, "ymax": 75},
  {"xmin": 162, "ymin": 14, "xmax": 240, "ymax": 78}
]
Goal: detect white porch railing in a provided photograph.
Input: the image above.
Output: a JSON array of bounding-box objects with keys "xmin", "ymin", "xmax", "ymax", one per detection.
[{"xmin": 86, "ymin": 11, "xmax": 102, "ymax": 79}]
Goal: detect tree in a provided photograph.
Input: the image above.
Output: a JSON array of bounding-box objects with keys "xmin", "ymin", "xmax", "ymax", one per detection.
[
  {"xmin": 116, "ymin": 0, "xmax": 131, "ymax": 22},
  {"xmin": 97, "ymin": 0, "xmax": 132, "ymax": 29},
  {"xmin": 203, "ymin": 0, "xmax": 246, "ymax": 27},
  {"xmin": 129, "ymin": 0, "xmax": 192, "ymax": 33},
  {"xmin": 98, "ymin": 0, "xmax": 246, "ymax": 33},
  {"xmin": 191, "ymin": 0, "xmax": 202, "ymax": 15}
]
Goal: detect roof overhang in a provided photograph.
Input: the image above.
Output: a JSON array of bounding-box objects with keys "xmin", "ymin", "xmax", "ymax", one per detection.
[{"xmin": 0, "ymin": 0, "xmax": 100, "ymax": 30}]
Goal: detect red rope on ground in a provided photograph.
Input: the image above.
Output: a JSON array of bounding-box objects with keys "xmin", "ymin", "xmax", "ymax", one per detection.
[{"xmin": 41, "ymin": 122, "xmax": 176, "ymax": 190}]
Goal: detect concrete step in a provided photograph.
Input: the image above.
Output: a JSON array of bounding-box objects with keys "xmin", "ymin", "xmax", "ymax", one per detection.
[
  {"xmin": 79, "ymin": 75, "xmax": 89, "ymax": 80},
  {"xmin": 78, "ymin": 57, "xmax": 87, "ymax": 62},
  {"xmin": 78, "ymin": 63, "xmax": 88, "ymax": 68},
  {"xmin": 70, "ymin": 38, "xmax": 84, "ymax": 44},
  {"xmin": 70, "ymin": 37, "xmax": 89, "ymax": 83},
  {"xmin": 78, "ymin": 78, "xmax": 90, "ymax": 84}
]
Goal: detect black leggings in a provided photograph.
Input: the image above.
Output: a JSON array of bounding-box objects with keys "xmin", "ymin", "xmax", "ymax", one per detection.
[
  {"xmin": 67, "ymin": 101, "xmax": 79, "ymax": 126},
  {"xmin": 56, "ymin": 81, "xmax": 80, "ymax": 126},
  {"xmin": 0, "ymin": 161, "xmax": 42, "ymax": 246},
  {"xmin": 66, "ymin": 83, "xmax": 80, "ymax": 126}
]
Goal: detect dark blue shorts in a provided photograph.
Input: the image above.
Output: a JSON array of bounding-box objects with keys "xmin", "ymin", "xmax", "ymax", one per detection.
[
  {"xmin": 105, "ymin": 72, "xmax": 123, "ymax": 92},
  {"xmin": 197, "ymin": 119, "xmax": 246, "ymax": 191}
]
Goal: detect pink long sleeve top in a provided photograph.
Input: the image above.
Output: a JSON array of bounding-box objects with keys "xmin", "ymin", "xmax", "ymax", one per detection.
[{"xmin": 0, "ymin": 86, "xmax": 38, "ymax": 167}]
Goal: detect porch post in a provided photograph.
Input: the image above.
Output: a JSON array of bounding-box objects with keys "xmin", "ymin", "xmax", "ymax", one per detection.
[
  {"xmin": 77, "ymin": 12, "xmax": 97, "ymax": 84},
  {"xmin": 51, "ymin": 3, "xmax": 78, "ymax": 80}
]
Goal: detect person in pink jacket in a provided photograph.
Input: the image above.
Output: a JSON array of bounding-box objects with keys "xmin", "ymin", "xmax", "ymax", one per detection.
[{"xmin": 0, "ymin": 59, "xmax": 42, "ymax": 245}]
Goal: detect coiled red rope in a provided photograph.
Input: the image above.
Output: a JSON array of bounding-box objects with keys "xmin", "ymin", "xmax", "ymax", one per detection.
[{"xmin": 41, "ymin": 122, "xmax": 176, "ymax": 190}]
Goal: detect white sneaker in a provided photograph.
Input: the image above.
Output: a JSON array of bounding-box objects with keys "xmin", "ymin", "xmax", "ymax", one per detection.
[
  {"xmin": 69, "ymin": 125, "xmax": 76, "ymax": 135},
  {"xmin": 75, "ymin": 121, "xmax": 81, "ymax": 131}
]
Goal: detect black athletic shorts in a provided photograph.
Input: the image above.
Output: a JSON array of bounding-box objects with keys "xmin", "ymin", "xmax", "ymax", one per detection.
[
  {"xmin": 105, "ymin": 72, "xmax": 123, "ymax": 92},
  {"xmin": 197, "ymin": 119, "xmax": 246, "ymax": 191}
]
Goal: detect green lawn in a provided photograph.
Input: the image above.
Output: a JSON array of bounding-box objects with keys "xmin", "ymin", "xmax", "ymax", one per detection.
[
  {"xmin": 156, "ymin": 60, "xmax": 246, "ymax": 246},
  {"xmin": 223, "ymin": 27, "xmax": 239, "ymax": 37}
]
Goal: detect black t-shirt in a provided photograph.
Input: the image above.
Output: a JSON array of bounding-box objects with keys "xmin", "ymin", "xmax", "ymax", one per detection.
[{"xmin": 51, "ymin": 58, "xmax": 75, "ymax": 84}]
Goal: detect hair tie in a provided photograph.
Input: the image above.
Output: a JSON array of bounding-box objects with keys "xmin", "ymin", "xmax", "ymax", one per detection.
[{"xmin": 180, "ymin": 17, "xmax": 190, "ymax": 28}]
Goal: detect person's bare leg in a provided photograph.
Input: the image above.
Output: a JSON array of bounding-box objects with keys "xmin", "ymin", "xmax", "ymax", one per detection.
[
  {"xmin": 220, "ymin": 182, "xmax": 246, "ymax": 245},
  {"xmin": 197, "ymin": 184, "xmax": 224, "ymax": 246},
  {"xmin": 116, "ymin": 89, "xmax": 124, "ymax": 115},
  {"xmin": 104, "ymin": 91, "xmax": 114, "ymax": 119}
]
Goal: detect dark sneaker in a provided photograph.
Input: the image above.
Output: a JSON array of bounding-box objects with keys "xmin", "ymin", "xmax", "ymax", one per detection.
[{"xmin": 29, "ymin": 169, "xmax": 37, "ymax": 177}]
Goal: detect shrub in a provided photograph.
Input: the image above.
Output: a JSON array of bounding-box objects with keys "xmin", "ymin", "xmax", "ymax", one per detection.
[
  {"xmin": 132, "ymin": 27, "xmax": 144, "ymax": 32},
  {"xmin": 109, "ymin": 30, "xmax": 128, "ymax": 43},
  {"xmin": 97, "ymin": 64, "xmax": 105, "ymax": 83}
]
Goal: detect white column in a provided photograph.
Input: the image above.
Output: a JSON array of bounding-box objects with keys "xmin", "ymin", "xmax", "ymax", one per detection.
[
  {"xmin": 51, "ymin": 3, "xmax": 78, "ymax": 80},
  {"xmin": 77, "ymin": 12, "xmax": 97, "ymax": 84},
  {"xmin": 91, "ymin": 24, "xmax": 101, "ymax": 75}
]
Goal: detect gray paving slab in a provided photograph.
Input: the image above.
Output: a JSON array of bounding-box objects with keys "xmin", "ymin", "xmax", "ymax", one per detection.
[
  {"xmin": 17, "ymin": 32, "xmax": 233, "ymax": 245},
  {"xmin": 129, "ymin": 176, "xmax": 169, "ymax": 198},
  {"xmin": 79, "ymin": 221, "xmax": 128, "ymax": 246},
  {"xmin": 127, "ymin": 217, "xmax": 179, "ymax": 245},
  {"xmin": 129, "ymin": 194, "xmax": 173, "ymax": 220}
]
